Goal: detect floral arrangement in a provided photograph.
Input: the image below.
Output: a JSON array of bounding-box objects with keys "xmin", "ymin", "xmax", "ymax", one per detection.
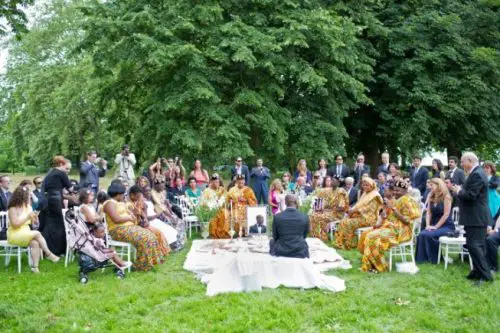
[
  {"xmin": 298, "ymin": 195, "xmax": 316, "ymax": 215},
  {"xmin": 195, "ymin": 197, "xmax": 225, "ymax": 222}
]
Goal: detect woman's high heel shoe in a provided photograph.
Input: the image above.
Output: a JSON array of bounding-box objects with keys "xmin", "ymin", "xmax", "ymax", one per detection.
[
  {"xmin": 31, "ymin": 266, "xmax": 40, "ymax": 273},
  {"xmin": 47, "ymin": 253, "xmax": 60, "ymax": 263}
]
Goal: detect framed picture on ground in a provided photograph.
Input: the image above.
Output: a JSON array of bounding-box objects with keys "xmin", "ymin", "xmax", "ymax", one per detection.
[{"xmin": 246, "ymin": 205, "xmax": 268, "ymax": 234}]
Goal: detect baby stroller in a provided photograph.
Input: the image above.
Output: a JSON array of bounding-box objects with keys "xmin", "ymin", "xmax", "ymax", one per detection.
[{"xmin": 64, "ymin": 209, "xmax": 126, "ymax": 284}]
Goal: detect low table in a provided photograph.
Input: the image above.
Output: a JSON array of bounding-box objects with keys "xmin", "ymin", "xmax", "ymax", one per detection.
[{"xmin": 183, "ymin": 237, "xmax": 350, "ymax": 296}]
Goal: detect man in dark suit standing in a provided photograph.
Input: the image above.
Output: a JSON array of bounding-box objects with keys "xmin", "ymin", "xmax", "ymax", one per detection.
[
  {"xmin": 352, "ymin": 154, "xmax": 370, "ymax": 186},
  {"xmin": 249, "ymin": 215, "xmax": 267, "ymax": 234},
  {"xmin": 446, "ymin": 156, "xmax": 466, "ymax": 186},
  {"xmin": 230, "ymin": 157, "xmax": 250, "ymax": 185},
  {"xmin": 410, "ymin": 155, "xmax": 428, "ymax": 195},
  {"xmin": 327, "ymin": 155, "xmax": 350, "ymax": 182},
  {"xmin": 270, "ymin": 194, "xmax": 309, "ymax": 258},
  {"xmin": 377, "ymin": 152, "xmax": 391, "ymax": 175},
  {"xmin": 451, "ymin": 152, "xmax": 493, "ymax": 285},
  {"xmin": 0, "ymin": 175, "xmax": 12, "ymax": 212},
  {"xmin": 250, "ymin": 158, "xmax": 271, "ymax": 205},
  {"xmin": 79, "ymin": 151, "xmax": 107, "ymax": 193}
]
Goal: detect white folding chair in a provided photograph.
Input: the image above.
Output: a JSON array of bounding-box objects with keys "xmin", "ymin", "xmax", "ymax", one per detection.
[
  {"xmin": 104, "ymin": 221, "xmax": 135, "ymax": 272},
  {"xmin": 179, "ymin": 196, "xmax": 200, "ymax": 238},
  {"xmin": 0, "ymin": 211, "xmax": 32, "ymax": 273},
  {"xmin": 437, "ymin": 234, "xmax": 473, "ymax": 270},
  {"xmin": 388, "ymin": 218, "xmax": 421, "ymax": 271}
]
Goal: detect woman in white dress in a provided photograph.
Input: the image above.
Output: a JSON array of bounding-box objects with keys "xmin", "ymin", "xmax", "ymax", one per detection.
[{"xmin": 142, "ymin": 186, "xmax": 178, "ymax": 245}]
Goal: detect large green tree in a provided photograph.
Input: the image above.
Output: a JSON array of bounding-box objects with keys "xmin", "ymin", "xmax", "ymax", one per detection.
[{"xmin": 0, "ymin": 0, "xmax": 34, "ymax": 37}]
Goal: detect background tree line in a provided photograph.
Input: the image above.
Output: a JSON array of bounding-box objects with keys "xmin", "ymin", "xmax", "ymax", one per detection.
[{"xmin": 0, "ymin": 0, "xmax": 498, "ymax": 174}]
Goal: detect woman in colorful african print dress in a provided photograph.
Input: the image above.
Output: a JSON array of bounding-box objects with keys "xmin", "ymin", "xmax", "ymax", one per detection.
[
  {"xmin": 358, "ymin": 180, "xmax": 421, "ymax": 272},
  {"xmin": 103, "ymin": 182, "xmax": 162, "ymax": 272},
  {"xmin": 209, "ymin": 175, "xmax": 257, "ymax": 238},
  {"xmin": 335, "ymin": 177, "xmax": 383, "ymax": 250},
  {"xmin": 309, "ymin": 176, "xmax": 349, "ymax": 241}
]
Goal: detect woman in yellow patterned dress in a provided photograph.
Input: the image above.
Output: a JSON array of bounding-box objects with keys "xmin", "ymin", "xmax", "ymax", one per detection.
[
  {"xmin": 309, "ymin": 176, "xmax": 349, "ymax": 241},
  {"xmin": 358, "ymin": 180, "xmax": 421, "ymax": 272},
  {"xmin": 335, "ymin": 177, "xmax": 383, "ymax": 250},
  {"xmin": 209, "ymin": 175, "xmax": 257, "ymax": 238},
  {"xmin": 7, "ymin": 186, "xmax": 60, "ymax": 273}
]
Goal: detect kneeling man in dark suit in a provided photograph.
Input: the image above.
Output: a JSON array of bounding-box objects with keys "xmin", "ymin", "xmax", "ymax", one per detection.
[{"xmin": 270, "ymin": 194, "xmax": 309, "ymax": 258}]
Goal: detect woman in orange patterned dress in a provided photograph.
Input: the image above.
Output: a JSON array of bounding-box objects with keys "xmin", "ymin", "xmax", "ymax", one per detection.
[{"xmin": 335, "ymin": 177, "xmax": 383, "ymax": 250}]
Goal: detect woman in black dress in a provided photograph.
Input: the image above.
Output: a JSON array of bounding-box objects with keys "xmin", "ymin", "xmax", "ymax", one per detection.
[{"xmin": 40, "ymin": 156, "xmax": 72, "ymax": 255}]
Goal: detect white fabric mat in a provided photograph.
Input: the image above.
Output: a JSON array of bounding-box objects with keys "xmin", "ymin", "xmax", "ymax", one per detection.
[{"xmin": 183, "ymin": 237, "xmax": 351, "ymax": 296}]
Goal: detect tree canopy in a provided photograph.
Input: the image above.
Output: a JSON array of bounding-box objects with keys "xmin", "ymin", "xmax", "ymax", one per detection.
[{"xmin": 0, "ymin": 0, "xmax": 499, "ymax": 173}]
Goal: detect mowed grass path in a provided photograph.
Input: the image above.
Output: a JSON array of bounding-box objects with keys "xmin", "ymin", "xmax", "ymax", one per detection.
[
  {"xmin": 1, "ymin": 173, "xmax": 499, "ymax": 332},
  {"xmin": 1, "ymin": 238, "xmax": 499, "ymax": 333}
]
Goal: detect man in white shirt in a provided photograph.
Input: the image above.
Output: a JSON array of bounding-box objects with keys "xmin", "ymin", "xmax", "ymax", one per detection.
[
  {"xmin": 327, "ymin": 155, "xmax": 350, "ymax": 181},
  {"xmin": 114, "ymin": 144, "xmax": 136, "ymax": 185},
  {"xmin": 80, "ymin": 151, "xmax": 107, "ymax": 193},
  {"xmin": 344, "ymin": 177, "xmax": 357, "ymax": 206},
  {"xmin": 446, "ymin": 156, "xmax": 466, "ymax": 185}
]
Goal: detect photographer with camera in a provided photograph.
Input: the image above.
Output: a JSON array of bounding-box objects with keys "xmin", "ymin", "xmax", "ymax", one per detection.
[
  {"xmin": 114, "ymin": 144, "xmax": 136, "ymax": 185},
  {"xmin": 80, "ymin": 151, "xmax": 107, "ymax": 193}
]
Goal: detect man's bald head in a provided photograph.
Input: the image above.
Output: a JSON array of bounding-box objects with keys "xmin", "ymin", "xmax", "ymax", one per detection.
[{"xmin": 285, "ymin": 194, "xmax": 298, "ymax": 208}]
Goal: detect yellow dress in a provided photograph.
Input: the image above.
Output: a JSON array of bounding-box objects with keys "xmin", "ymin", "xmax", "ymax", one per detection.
[
  {"xmin": 7, "ymin": 206, "xmax": 38, "ymax": 247},
  {"xmin": 309, "ymin": 188, "xmax": 349, "ymax": 241}
]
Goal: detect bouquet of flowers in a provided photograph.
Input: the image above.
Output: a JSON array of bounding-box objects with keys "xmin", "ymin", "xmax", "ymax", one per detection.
[
  {"xmin": 298, "ymin": 195, "xmax": 316, "ymax": 215},
  {"xmin": 195, "ymin": 196, "xmax": 225, "ymax": 222}
]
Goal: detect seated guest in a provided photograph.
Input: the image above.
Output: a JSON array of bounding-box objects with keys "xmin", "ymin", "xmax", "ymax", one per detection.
[
  {"xmin": 282, "ymin": 172, "xmax": 295, "ymax": 193},
  {"xmin": 7, "ymin": 186, "xmax": 60, "ymax": 273},
  {"xmin": 268, "ymin": 179, "xmax": 285, "ymax": 215},
  {"xmin": 201, "ymin": 174, "xmax": 226, "ymax": 205},
  {"xmin": 103, "ymin": 182, "xmax": 162, "ymax": 271},
  {"xmin": 311, "ymin": 171, "xmax": 323, "ymax": 192},
  {"xmin": 128, "ymin": 185, "xmax": 170, "ymax": 258},
  {"xmin": 294, "ymin": 159, "xmax": 313, "ymax": 185},
  {"xmin": 210, "ymin": 175, "xmax": 257, "ymax": 238},
  {"xmin": 353, "ymin": 153, "xmax": 370, "ymax": 186},
  {"xmin": 387, "ymin": 163, "xmax": 401, "ymax": 182},
  {"xmin": 344, "ymin": 177, "xmax": 358, "ymax": 206},
  {"xmin": 416, "ymin": 178, "xmax": 455, "ymax": 264},
  {"xmin": 431, "ymin": 159, "xmax": 446, "ymax": 180},
  {"xmin": 483, "ymin": 161, "xmax": 499, "ymax": 220},
  {"xmin": 249, "ymin": 215, "xmax": 267, "ymax": 234},
  {"xmin": 185, "ymin": 177, "xmax": 202, "ymax": 205},
  {"xmin": 79, "ymin": 189, "xmax": 101, "ymax": 228},
  {"xmin": 358, "ymin": 180, "xmax": 421, "ymax": 272},
  {"xmin": 270, "ymin": 195, "xmax": 309, "ymax": 258},
  {"xmin": 136, "ymin": 176, "xmax": 150, "ymax": 191},
  {"xmin": 315, "ymin": 159, "xmax": 328, "ymax": 185},
  {"xmin": 422, "ymin": 179, "xmax": 432, "ymax": 204},
  {"xmin": 335, "ymin": 177, "xmax": 383, "ymax": 250},
  {"xmin": 167, "ymin": 177, "xmax": 186, "ymax": 202},
  {"xmin": 294, "ymin": 176, "xmax": 313, "ymax": 201},
  {"xmin": 377, "ymin": 152, "xmax": 391, "ymax": 175},
  {"xmin": 444, "ymin": 177, "xmax": 458, "ymax": 208},
  {"xmin": 376, "ymin": 172, "xmax": 388, "ymax": 197},
  {"xmin": 486, "ymin": 214, "xmax": 500, "ymax": 273},
  {"xmin": 309, "ymin": 176, "xmax": 349, "ymax": 241}
]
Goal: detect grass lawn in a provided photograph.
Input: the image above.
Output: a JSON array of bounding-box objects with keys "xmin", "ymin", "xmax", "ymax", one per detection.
[
  {"xmin": 1, "ymin": 235, "xmax": 499, "ymax": 333},
  {"xmin": 1, "ymin": 173, "xmax": 499, "ymax": 332}
]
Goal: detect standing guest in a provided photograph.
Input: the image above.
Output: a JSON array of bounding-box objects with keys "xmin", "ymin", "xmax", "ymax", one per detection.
[
  {"xmin": 32, "ymin": 177, "xmax": 44, "ymax": 211},
  {"xmin": 451, "ymin": 152, "xmax": 493, "ymax": 284},
  {"xmin": 282, "ymin": 172, "xmax": 295, "ymax": 193},
  {"xmin": 335, "ymin": 177, "xmax": 383, "ymax": 250},
  {"xmin": 377, "ymin": 152, "xmax": 391, "ymax": 175},
  {"xmin": 328, "ymin": 155, "xmax": 350, "ymax": 182},
  {"xmin": 410, "ymin": 155, "xmax": 428, "ymax": 195},
  {"xmin": 165, "ymin": 157, "xmax": 186, "ymax": 189},
  {"xmin": 376, "ymin": 172, "xmax": 388, "ymax": 197},
  {"xmin": 358, "ymin": 180, "xmax": 420, "ymax": 273},
  {"xmin": 294, "ymin": 159, "xmax": 313, "ymax": 185},
  {"xmin": 344, "ymin": 177, "xmax": 358, "ymax": 206},
  {"xmin": 7, "ymin": 186, "xmax": 60, "ymax": 273},
  {"xmin": 422, "ymin": 179, "xmax": 432, "ymax": 204},
  {"xmin": 250, "ymin": 158, "xmax": 271, "ymax": 205},
  {"xmin": 189, "ymin": 159, "xmax": 209, "ymax": 190},
  {"xmin": 79, "ymin": 151, "xmax": 107, "ymax": 193},
  {"xmin": 315, "ymin": 159, "xmax": 328, "ymax": 185},
  {"xmin": 485, "ymin": 215, "xmax": 500, "ymax": 273},
  {"xmin": 309, "ymin": 176, "xmax": 349, "ymax": 241},
  {"xmin": 230, "ymin": 157, "xmax": 250, "ymax": 185},
  {"xmin": 270, "ymin": 195, "xmax": 309, "ymax": 258},
  {"xmin": 431, "ymin": 159, "xmax": 446, "ymax": 180},
  {"xmin": 268, "ymin": 179, "xmax": 285, "ymax": 215},
  {"xmin": 416, "ymin": 178, "xmax": 455, "ymax": 264},
  {"xmin": 387, "ymin": 163, "xmax": 401, "ymax": 181},
  {"xmin": 353, "ymin": 154, "xmax": 370, "ymax": 186},
  {"xmin": 249, "ymin": 215, "xmax": 267, "ymax": 234},
  {"xmin": 446, "ymin": 156, "xmax": 466, "ymax": 186},
  {"xmin": 482, "ymin": 161, "xmax": 499, "ymax": 220},
  {"xmin": 0, "ymin": 175, "xmax": 12, "ymax": 212},
  {"xmin": 148, "ymin": 158, "xmax": 166, "ymax": 185},
  {"xmin": 444, "ymin": 177, "xmax": 458, "ymax": 208},
  {"xmin": 185, "ymin": 177, "xmax": 202, "ymax": 205},
  {"xmin": 114, "ymin": 144, "xmax": 136, "ymax": 185},
  {"xmin": 103, "ymin": 182, "xmax": 162, "ymax": 271},
  {"xmin": 168, "ymin": 177, "xmax": 186, "ymax": 202},
  {"xmin": 40, "ymin": 156, "xmax": 72, "ymax": 255}
]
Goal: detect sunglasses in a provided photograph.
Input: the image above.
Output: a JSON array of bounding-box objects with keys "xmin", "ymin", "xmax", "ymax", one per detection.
[
  {"xmin": 35, "ymin": 182, "xmax": 42, "ymax": 185},
  {"xmin": 236, "ymin": 160, "xmax": 242, "ymax": 162}
]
